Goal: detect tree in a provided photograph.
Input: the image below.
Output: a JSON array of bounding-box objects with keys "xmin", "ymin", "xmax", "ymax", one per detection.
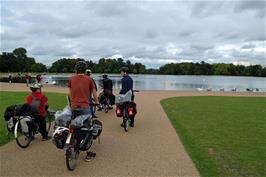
[
  {"xmin": 213, "ymin": 63, "xmax": 230, "ymax": 75},
  {"xmin": 31, "ymin": 63, "xmax": 47, "ymax": 72}
]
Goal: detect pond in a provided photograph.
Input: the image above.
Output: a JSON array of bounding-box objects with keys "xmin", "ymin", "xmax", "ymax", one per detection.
[{"xmin": 43, "ymin": 74, "xmax": 266, "ymax": 92}]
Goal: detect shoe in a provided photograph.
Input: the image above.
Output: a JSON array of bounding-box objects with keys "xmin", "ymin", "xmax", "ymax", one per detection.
[
  {"xmin": 42, "ymin": 136, "xmax": 51, "ymax": 141},
  {"xmin": 85, "ymin": 151, "xmax": 96, "ymax": 162},
  {"xmin": 92, "ymin": 115, "xmax": 98, "ymax": 118},
  {"xmin": 130, "ymin": 123, "xmax": 134, "ymax": 127}
]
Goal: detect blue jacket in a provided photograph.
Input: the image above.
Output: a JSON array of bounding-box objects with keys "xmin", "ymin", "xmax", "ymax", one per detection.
[{"xmin": 120, "ymin": 75, "xmax": 133, "ymax": 95}]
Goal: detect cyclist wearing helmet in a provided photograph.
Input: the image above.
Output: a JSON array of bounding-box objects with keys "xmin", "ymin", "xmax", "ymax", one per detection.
[
  {"xmin": 26, "ymin": 83, "xmax": 50, "ymax": 140},
  {"xmin": 98, "ymin": 74, "xmax": 114, "ymax": 110},
  {"xmin": 68, "ymin": 61, "xmax": 99, "ymax": 161},
  {"xmin": 120, "ymin": 66, "xmax": 135, "ymax": 127},
  {"xmin": 102, "ymin": 74, "xmax": 113, "ymax": 96}
]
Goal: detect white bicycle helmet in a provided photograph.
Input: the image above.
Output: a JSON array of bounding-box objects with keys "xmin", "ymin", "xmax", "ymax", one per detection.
[
  {"xmin": 30, "ymin": 83, "xmax": 43, "ymax": 91},
  {"xmin": 52, "ymin": 126, "xmax": 69, "ymax": 139}
]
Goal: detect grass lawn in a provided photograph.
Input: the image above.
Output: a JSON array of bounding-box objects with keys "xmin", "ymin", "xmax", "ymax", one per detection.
[
  {"xmin": 0, "ymin": 91, "xmax": 68, "ymax": 146},
  {"xmin": 161, "ymin": 96, "xmax": 266, "ymax": 177}
]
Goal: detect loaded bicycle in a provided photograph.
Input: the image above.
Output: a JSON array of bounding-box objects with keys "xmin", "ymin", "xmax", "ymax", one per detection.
[
  {"xmin": 5, "ymin": 104, "xmax": 54, "ymax": 148},
  {"xmin": 14, "ymin": 110, "xmax": 53, "ymax": 148},
  {"xmin": 52, "ymin": 103, "xmax": 102, "ymax": 171},
  {"xmin": 115, "ymin": 90, "xmax": 138, "ymax": 132}
]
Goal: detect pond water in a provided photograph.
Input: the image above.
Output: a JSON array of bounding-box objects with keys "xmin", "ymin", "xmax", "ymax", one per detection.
[{"xmin": 43, "ymin": 74, "xmax": 266, "ymax": 92}]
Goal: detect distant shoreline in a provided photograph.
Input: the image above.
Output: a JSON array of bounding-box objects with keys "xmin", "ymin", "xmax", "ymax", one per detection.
[
  {"xmin": 1, "ymin": 72, "xmax": 266, "ymax": 78},
  {"xmin": 1, "ymin": 82, "xmax": 266, "ymax": 95}
]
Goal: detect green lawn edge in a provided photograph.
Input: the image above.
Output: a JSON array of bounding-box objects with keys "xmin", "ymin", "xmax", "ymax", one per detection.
[{"xmin": 160, "ymin": 96, "xmax": 266, "ymax": 177}]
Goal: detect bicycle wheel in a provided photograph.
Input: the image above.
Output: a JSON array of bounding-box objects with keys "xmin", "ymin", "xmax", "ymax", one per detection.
[
  {"xmin": 123, "ymin": 118, "xmax": 130, "ymax": 132},
  {"xmin": 104, "ymin": 98, "xmax": 110, "ymax": 113},
  {"xmin": 65, "ymin": 146, "xmax": 79, "ymax": 171},
  {"xmin": 14, "ymin": 121, "xmax": 32, "ymax": 148}
]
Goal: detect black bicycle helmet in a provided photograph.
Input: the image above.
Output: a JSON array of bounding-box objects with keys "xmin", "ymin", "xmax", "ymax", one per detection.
[
  {"xmin": 120, "ymin": 66, "xmax": 129, "ymax": 73},
  {"xmin": 102, "ymin": 74, "xmax": 108, "ymax": 79},
  {"xmin": 75, "ymin": 61, "xmax": 87, "ymax": 73}
]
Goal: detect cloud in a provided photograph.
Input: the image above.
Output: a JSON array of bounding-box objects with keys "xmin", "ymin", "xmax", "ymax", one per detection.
[
  {"xmin": 234, "ymin": 1, "xmax": 266, "ymax": 18},
  {"xmin": 241, "ymin": 43, "xmax": 256, "ymax": 49},
  {"xmin": 1, "ymin": 1, "xmax": 265, "ymax": 67}
]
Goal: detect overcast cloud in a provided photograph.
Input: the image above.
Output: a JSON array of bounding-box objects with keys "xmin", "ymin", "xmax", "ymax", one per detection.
[{"xmin": 1, "ymin": 0, "xmax": 265, "ymax": 68}]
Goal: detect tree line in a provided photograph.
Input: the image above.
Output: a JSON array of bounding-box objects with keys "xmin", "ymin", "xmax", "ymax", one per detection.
[
  {"xmin": 1, "ymin": 48, "xmax": 265, "ymax": 77},
  {"xmin": 0, "ymin": 48, "xmax": 47, "ymax": 73}
]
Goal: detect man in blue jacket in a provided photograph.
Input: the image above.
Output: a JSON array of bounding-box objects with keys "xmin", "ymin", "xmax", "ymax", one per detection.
[{"xmin": 120, "ymin": 67, "xmax": 135, "ymax": 127}]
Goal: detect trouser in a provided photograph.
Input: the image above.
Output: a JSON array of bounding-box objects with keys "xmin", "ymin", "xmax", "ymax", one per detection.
[
  {"xmin": 34, "ymin": 115, "xmax": 48, "ymax": 138},
  {"xmin": 130, "ymin": 117, "xmax": 135, "ymax": 124},
  {"xmin": 71, "ymin": 108, "xmax": 91, "ymax": 119},
  {"xmin": 26, "ymin": 79, "xmax": 29, "ymax": 86}
]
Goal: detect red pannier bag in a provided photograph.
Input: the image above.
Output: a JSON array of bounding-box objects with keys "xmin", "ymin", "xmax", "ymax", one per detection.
[
  {"xmin": 115, "ymin": 105, "xmax": 123, "ymax": 117},
  {"xmin": 127, "ymin": 102, "xmax": 137, "ymax": 119}
]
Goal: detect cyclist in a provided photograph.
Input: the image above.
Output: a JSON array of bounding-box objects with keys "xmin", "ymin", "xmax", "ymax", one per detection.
[
  {"xmin": 86, "ymin": 69, "xmax": 98, "ymax": 118},
  {"xmin": 98, "ymin": 74, "xmax": 113, "ymax": 110},
  {"xmin": 119, "ymin": 67, "xmax": 135, "ymax": 127},
  {"xmin": 68, "ymin": 61, "xmax": 99, "ymax": 162},
  {"xmin": 26, "ymin": 83, "xmax": 50, "ymax": 140}
]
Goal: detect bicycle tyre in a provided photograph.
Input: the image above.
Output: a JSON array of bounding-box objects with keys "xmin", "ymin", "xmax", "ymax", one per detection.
[
  {"xmin": 123, "ymin": 118, "xmax": 129, "ymax": 132},
  {"xmin": 66, "ymin": 146, "xmax": 79, "ymax": 171},
  {"xmin": 14, "ymin": 121, "xmax": 32, "ymax": 148}
]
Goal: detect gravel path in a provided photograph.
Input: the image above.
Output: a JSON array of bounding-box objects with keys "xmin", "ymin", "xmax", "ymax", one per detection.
[{"xmin": 0, "ymin": 83, "xmax": 265, "ymax": 177}]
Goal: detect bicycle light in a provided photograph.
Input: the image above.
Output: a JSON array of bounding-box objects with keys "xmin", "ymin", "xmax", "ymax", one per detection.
[
  {"xmin": 128, "ymin": 108, "xmax": 134, "ymax": 117},
  {"xmin": 115, "ymin": 107, "xmax": 122, "ymax": 117}
]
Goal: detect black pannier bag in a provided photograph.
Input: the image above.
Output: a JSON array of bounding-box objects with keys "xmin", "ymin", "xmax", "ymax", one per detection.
[
  {"xmin": 75, "ymin": 129, "xmax": 93, "ymax": 151},
  {"xmin": 92, "ymin": 119, "xmax": 102, "ymax": 140},
  {"xmin": 4, "ymin": 104, "xmax": 32, "ymax": 133},
  {"xmin": 4, "ymin": 104, "xmax": 32, "ymax": 121}
]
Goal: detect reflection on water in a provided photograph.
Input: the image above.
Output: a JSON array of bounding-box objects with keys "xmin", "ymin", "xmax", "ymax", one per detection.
[{"xmin": 43, "ymin": 74, "xmax": 266, "ymax": 92}]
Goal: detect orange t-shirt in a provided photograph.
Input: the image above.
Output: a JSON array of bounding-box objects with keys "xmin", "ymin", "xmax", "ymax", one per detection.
[{"xmin": 68, "ymin": 74, "xmax": 95, "ymax": 109}]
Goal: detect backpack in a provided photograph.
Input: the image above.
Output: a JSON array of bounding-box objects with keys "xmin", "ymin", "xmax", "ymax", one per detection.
[{"xmin": 30, "ymin": 94, "xmax": 43, "ymax": 115}]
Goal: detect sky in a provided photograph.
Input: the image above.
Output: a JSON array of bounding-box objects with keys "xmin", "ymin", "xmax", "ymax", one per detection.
[{"xmin": 1, "ymin": 0, "xmax": 266, "ymax": 68}]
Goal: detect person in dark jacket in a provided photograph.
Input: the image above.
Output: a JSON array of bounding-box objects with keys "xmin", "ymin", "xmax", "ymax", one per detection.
[
  {"xmin": 102, "ymin": 74, "xmax": 113, "ymax": 95},
  {"xmin": 119, "ymin": 67, "xmax": 136, "ymax": 127},
  {"xmin": 120, "ymin": 67, "xmax": 134, "ymax": 100},
  {"xmin": 98, "ymin": 74, "xmax": 114, "ymax": 110}
]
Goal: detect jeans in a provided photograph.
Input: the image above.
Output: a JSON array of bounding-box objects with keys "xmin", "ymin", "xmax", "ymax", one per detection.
[{"xmin": 71, "ymin": 108, "xmax": 91, "ymax": 118}]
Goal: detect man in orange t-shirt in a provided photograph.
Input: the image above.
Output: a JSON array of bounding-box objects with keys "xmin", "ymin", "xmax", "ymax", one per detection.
[{"xmin": 68, "ymin": 61, "xmax": 99, "ymax": 162}]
